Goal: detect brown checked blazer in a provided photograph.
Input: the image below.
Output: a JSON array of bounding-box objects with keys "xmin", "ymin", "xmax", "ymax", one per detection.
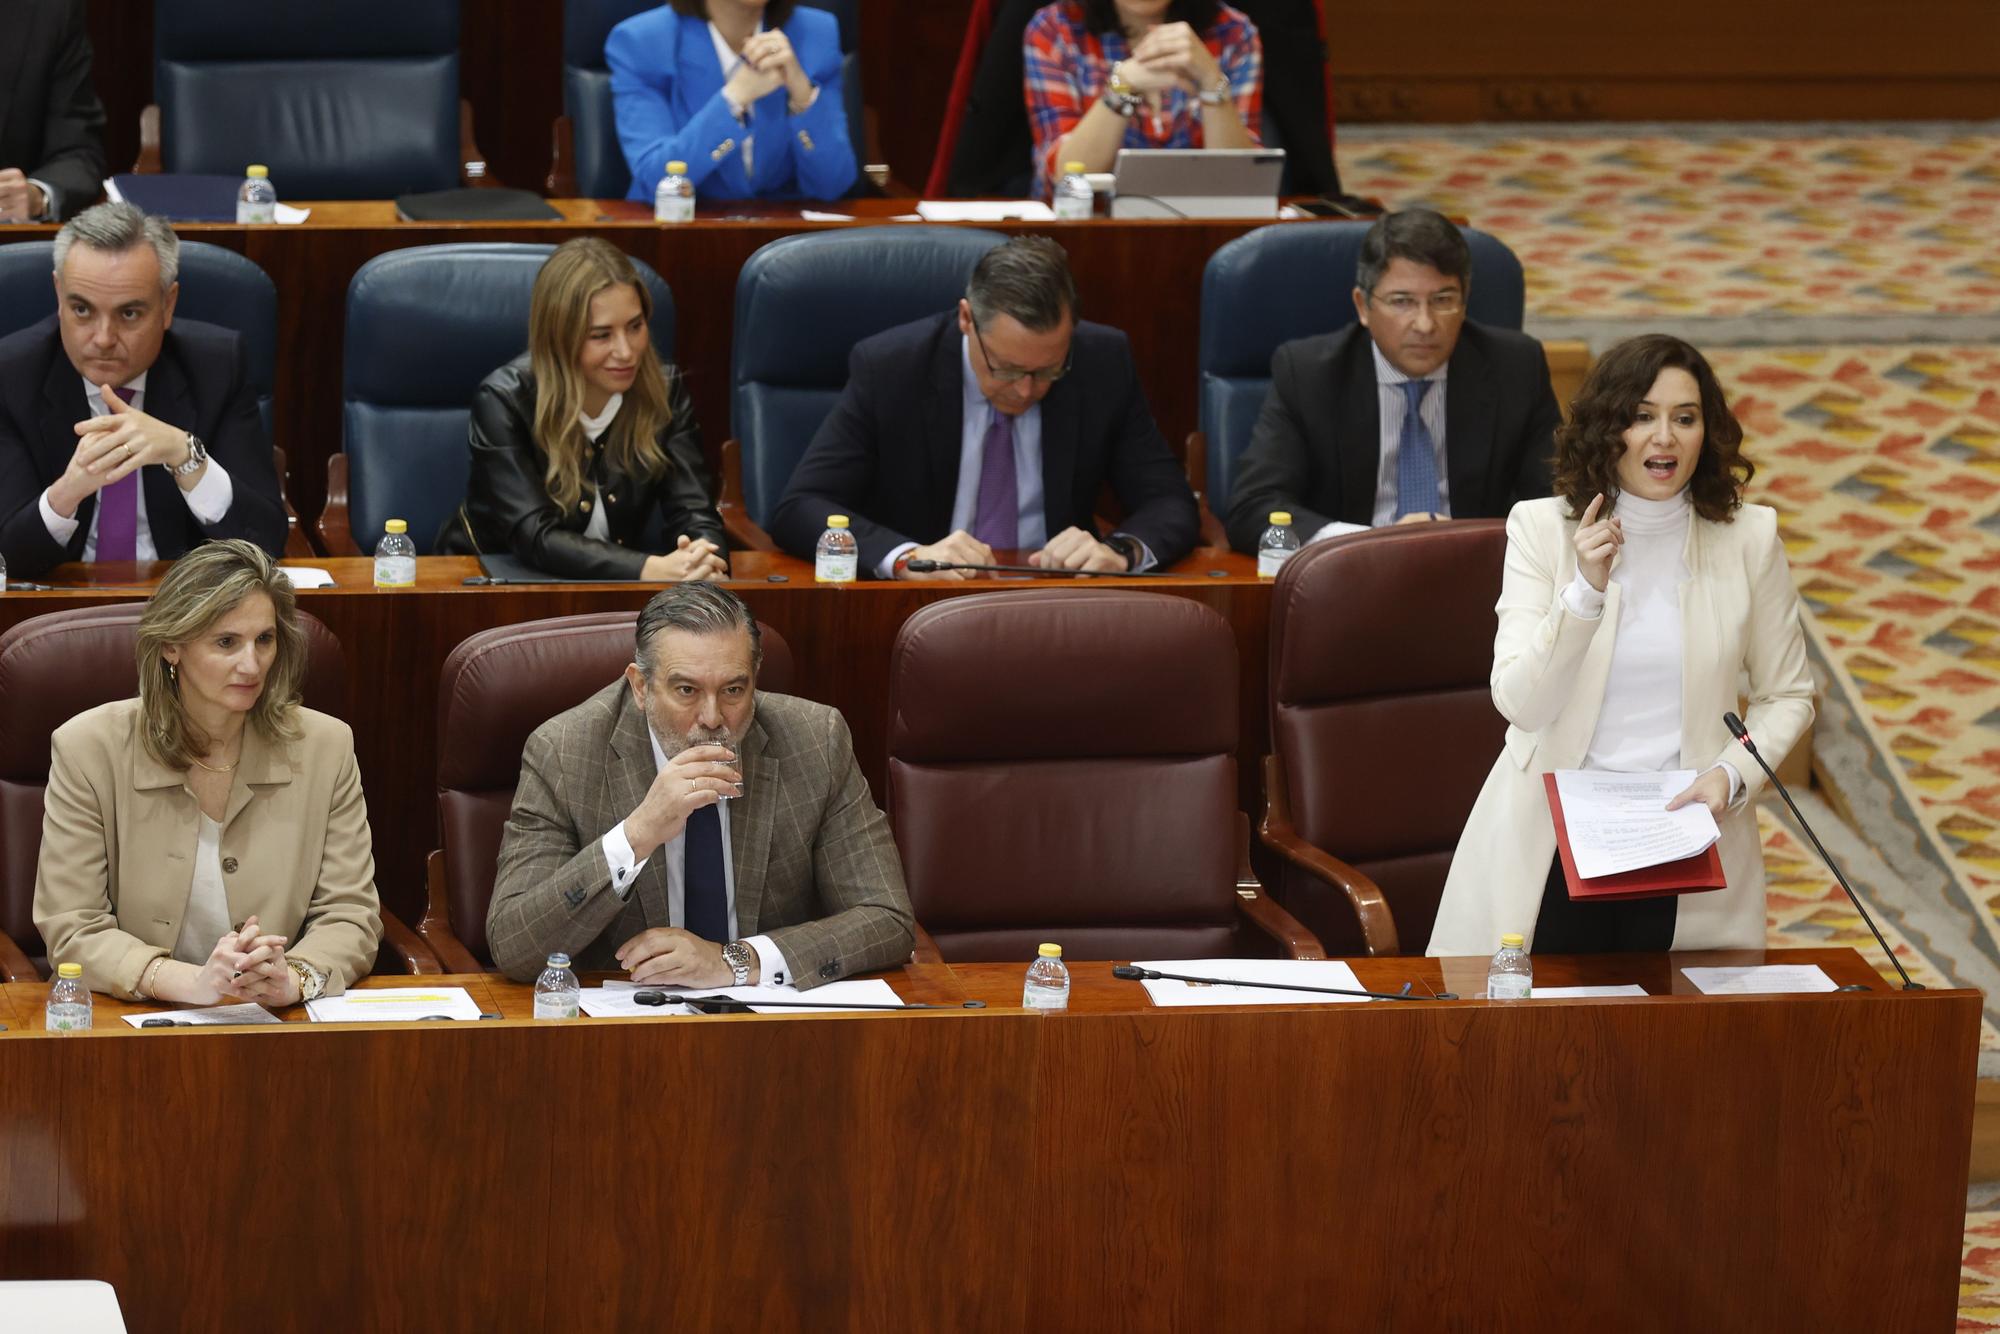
[{"xmin": 486, "ymin": 682, "xmax": 915, "ymax": 988}]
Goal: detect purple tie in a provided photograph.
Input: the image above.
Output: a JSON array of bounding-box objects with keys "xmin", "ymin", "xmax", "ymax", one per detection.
[
  {"xmin": 94, "ymin": 386, "xmax": 140, "ymax": 561},
  {"xmin": 971, "ymin": 410, "xmax": 1017, "ymax": 552}
]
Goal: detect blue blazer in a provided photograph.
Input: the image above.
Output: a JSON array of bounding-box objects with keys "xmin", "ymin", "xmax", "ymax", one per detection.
[{"xmin": 607, "ymin": 6, "xmax": 857, "ymax": 202}]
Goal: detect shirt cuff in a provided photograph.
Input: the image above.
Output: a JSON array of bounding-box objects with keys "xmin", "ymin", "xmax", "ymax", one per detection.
[
  {"xmin": 1717, "ymin": 760, "xmax": 1743, "ymax": 805},
  {"xmin": 601, "ymin": 822, "xmax": 648, "ymax": 901},
  {"xmin": 27, "ymin": 178, "xmax": 58, "ymax": 221},
  {"xmin": 1561, "ymin": 570, "xmax": 1606, "ymax": 619},
  {"xmin": 39, "ymin": 488, "xmax": 80, "ymax": 545},
  {"xmin": 877, "ymin": 541, "xmax": 917, "ymax": 579},
  {"xmin": 180, "ymin": 456, "xmax": 234, "ymax": 524},
  {"xmin": 722, "ymin": 85, "xmax": 751, "ymax": 121},
  {"xmin": 745, "ymin": 934, "xmax": 792, "ymax": 988},
  {"xmin": 1311, "ymin": 519, "xmax": 1368, "ymax": 543},
  {"xmin": 788, "ymin": 84, "xmax": 821, "ymax": 116}
]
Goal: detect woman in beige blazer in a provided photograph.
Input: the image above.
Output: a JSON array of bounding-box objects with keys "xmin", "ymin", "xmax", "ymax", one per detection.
[
  {"xmin": 1428, "ymin": 335, "xmax": 1814, "ymax": 958},
  {"xmin": 34, "ymin": 540, "xmax": 382, "ymax": 1002}
]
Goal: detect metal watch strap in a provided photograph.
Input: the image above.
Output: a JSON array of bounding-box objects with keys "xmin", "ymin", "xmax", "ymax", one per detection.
[
  {"xmin": 723, "ymin": 940, "xmax": 753, "ymax": 986},
  {"xmin": 1198, "ymin": 76, "xmax": 1231, "ymax": 106},
  {"xmin": 287, "ymin": 958, "xmax": 325, "ymax": 1002},
  {"xmin": 170, "ymin": 433, "xmax": 208, "ymax": 477}
]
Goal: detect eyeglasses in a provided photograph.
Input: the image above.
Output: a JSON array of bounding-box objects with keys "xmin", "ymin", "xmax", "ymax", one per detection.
[
  {"xmin": 971, "ymin": 323, "xmax": 1073, "ymax": 385},
  {"xmin": 1367, "ymin": 290, "xmax": 1465, "ymax": 318}
]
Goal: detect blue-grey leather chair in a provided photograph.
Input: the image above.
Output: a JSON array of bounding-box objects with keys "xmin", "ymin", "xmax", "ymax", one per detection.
[
  {"xmin": 149, "ymin": 0, "xmax": 468, "ymax": 197},
  {"xmin": 727, "ymin": 225, "xmax": 1005, "ymax": 534},
  {"xmin": 1195, "ymin": 222, "xmax": 1527, "ymax": 515},
  {"xmin": 327, "ymin": 243, "xmax": 676, "ymax": 556},
  {"xmin": 557, "ymin": 0, "xmax": 865, "ymax": 198}
]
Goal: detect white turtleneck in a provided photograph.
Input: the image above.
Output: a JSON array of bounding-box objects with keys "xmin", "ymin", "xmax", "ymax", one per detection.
[
  {"xmin": 1561, "ymin": 489, "xmax": 1741, "ymax": 799},
  {"xmin": 578, "ymin": 394, "xmax": 623, "ymax": 541}
]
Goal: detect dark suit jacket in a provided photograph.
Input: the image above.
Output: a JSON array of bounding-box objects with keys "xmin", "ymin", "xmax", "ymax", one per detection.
[
  {"xmin": 435, "ymin": 353, "xmax": 727, "ymax": 579},
  {"xmin": 0, "ymin": 316, "xmax": 288, "ymax": 577},
  {"xmin": 0, "ymin": 0, "xmax": 106, "ymax": 220},
  {"xmin": 770, "ymin": 311, "xmax": 1199, "ymax": 572},
  {"xmin": 486, "ymin": 684, "xmax": 916, "ymax": 989},
  {"xmin": 1224, "ymin": 321, "xmax": 1561, "ymax": 553}
]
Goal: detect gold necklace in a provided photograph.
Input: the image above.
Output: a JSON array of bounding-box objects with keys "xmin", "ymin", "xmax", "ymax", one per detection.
[{"xmin": 190, "ymin": 754, "xmax": 238, "ymax": 774}]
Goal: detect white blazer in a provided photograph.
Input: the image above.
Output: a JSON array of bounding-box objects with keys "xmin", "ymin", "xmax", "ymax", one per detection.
[{"xmin": 1427, "ymin": 496, "xmax": 1815, "ymax": 956}]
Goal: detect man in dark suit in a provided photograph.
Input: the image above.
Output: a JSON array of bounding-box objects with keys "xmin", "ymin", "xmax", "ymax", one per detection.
[
  {"xmin": 771, "ymin": 236, "xmax": 1198, "ymax": 579},
  {"xmin": 1224, "ymin": 209, "xmax": 1561, "ymax": 554},
  {"xmin": 487, "ymin": 583, "xmax": 915, "ymax": 990},
  {"xmin": 0, "ymin": 0, "xmax": 107, "ymax": 222},
  {"xmin": 0, "ymin": 202, "xmax": 286, "ymax": 578}
]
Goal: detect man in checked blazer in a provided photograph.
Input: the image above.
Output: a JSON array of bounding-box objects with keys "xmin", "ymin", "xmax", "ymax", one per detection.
[{"xmin": 486, "ymin": 584, "xmax": 914, "ymax": 989}]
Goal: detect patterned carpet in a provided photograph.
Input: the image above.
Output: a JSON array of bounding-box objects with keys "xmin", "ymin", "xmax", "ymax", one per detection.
[{"xmin": 1338, "ymin": 129, "xmax": 2000, "ymax": 321}]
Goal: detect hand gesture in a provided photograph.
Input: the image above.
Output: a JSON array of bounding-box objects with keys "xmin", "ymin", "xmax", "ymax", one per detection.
[
  {"xmin": 741, "ymin": 29, "xmax": 814, "ymax": 105},
  {"xmin": 0, "ymin": 169, "xmax": 46, "ymax": 223},
  {"xmin": 645, "ymin": 535, "xmax": 729, "ymax": 583},
  {"xmin": 1665, "ymin": 766, "xmax": 1732, "ymax": 819},
  {"xmin": 615, "ymin": 927, "xmax": 732, "ymax": 988},
  {"xmin": 48, "ymin": 389, "xmax": 194, "ymax": 517},
  {"xmin": 196, "ymin": 916, "xmax": 298, "ymax": 1006},
  {"xmin": 723, "ymin": 50, "xmax": 784, "ymax": 107},
  {"xmin": 1030, "ymin": 526, "xmax": 1127, "ymax": 573},
  {"xmin": 1130, "ymin": 21, "xmax": 1221, "ymax": 90},
  {"xmin": 1572, "ymin": 493, "xmax": 1623, "ymax": 592},
  {"xmin": 900, "ymin": 530, "xmax": 995, "ymax": 581},
  {"xmin": 623, "ymin": 743, "xmax": 741, "ymax": 859}
]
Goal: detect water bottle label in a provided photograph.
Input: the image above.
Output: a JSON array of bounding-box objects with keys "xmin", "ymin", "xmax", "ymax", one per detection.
[
  {"xmin": 373, "ymin": 556, "xmax": 416, "ymax": 588},
  {"xmin": 815, "ymin": 554, "xmax": 857, "ymax": 583},
  {"xmin": 1257, "ymin": 548, "xmax": 1292, "ymax": 578},
  {"xmin": 533, "ymin": 995, "xmax": 580, "ymax": 1020},
  {"xmin": 1054, "ymin": 193, "xmax": 1092, "ymax": 221},
  {"xmin": 1022, "ymin": 986, "xmax": 1069, "ymax": 1010},
  {"xmin": 236, "ymin": 201, "xmax": 276, "ymax": 224},
  {"xmin": 1487, "ymin": 974, "xmax": 1531, "ymax": 1000},
  {"xmin": 655, "ymin": 197, "xmax": 695, "ymax": 224},
  {"xmin": 47, "ymin": 1004, "xmax": 91, "ymax": 1031}
]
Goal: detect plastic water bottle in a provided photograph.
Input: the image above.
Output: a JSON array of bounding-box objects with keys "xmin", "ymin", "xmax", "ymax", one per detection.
[
  {"xmin": 1022, "ymin": 942, "xmax": 1070, "ymax": 1012},
  {"xmin": 1257, "ymin": 510, "xmax": 1299, "ymax": 578},
  {"xmin": 815, "ymin": 514, "xmax": 858, "ymax": 583},
  {"xmin": 0, "ymin": 551, "xmax": 9, "ymax": 592},
  {"xmin": 46, "ymin": 962, "xmax": 91, "ymax": 1032},
  {"xmin": 1054, "ymin": 160, "xmax": 1094, "ymax": 220},
  {"xmin": 533, "ymin": 953, "xmax": 580, "ymax": 1019},
  {"xmin": 1487, "ymin": 933, "xmax": 1532, "ymax": 1000},
  {"xmin": 654, "ymin": 161, "xmax": 695, "ymax": 223},
  {"xmin": 236, "ymin": 165, "xmax": 277, "ymax": 224},
  {"xmin": 373, "ymin": 518, "xmax": 416, "ymax": 589}
]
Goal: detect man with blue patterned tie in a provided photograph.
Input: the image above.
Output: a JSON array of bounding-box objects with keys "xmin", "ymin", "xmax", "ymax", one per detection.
[
  {"xmin": 1223, "ymin": 209, "xmax": 1561, "ymax": 554},
  {"xmin": 486, "ymin": 583, "xmax": 914, "ymax": 991}
]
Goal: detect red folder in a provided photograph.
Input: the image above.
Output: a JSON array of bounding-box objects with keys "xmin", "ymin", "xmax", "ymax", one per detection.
[{"xmin": 1542, "ymin": 773, "xmax": 1727, "ymax": 902}]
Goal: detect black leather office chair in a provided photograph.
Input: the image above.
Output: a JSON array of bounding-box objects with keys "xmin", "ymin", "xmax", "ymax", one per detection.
[{"xmin": 323, "ymin": 242, "xmax": 675, "ymax": 555}]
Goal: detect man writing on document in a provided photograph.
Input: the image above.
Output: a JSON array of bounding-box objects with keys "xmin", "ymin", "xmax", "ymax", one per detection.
[{"xmin": 486, "ymin": 583, "xmax": 915, "ymax": 990}]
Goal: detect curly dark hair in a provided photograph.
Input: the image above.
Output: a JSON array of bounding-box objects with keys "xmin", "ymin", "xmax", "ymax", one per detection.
[
  {"xmin": 1079, "ymin": 0, "xmax": 1222, "ymax": 33},
  {"xmin": 1553, "ymin": 334, "xmax": 1752, "ymax": 524}
]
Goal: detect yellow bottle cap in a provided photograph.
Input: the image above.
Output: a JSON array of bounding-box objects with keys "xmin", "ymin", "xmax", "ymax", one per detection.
[
  {"xmin": 384, "ymin": 519, "xmax": 408, "ymax": 534},
  {"xmin": 56, "ymin": 962, "xmax": 82, "ymax": 978},
  {"xmin": 1269, "ymin": 511, "xmax": 1292, "ymax": 525},
  {"xmin": 1500, "ymin": 933, "xmax": 1525, "ymax": 948},
  {"xmin": 1037, "ymin": 942, "xmax": 1062, "ymax": 959},
  {"xmin": 246, "ymin": 165, "xmax": 269, "ymax": 178},
  {"xmin": 1064, "ymin": 161, "xmax": 1086, "ymax": 174},
  {"xmin": 826, "ymin": 515, "xmax": 850, "ymax": 528},
  {"xmin": 666, "ymin": 160, "xmax": 688, "ymax": 175}
]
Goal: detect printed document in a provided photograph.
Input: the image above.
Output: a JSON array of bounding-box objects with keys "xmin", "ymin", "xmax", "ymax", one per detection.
[
  {"xmin": 1133, "ymin": 958, "xmax": 1375, "ymax": 1006},
  {"xmin": 1553, "ymin": 769, "xmax": 1720, "ymax": 878},
  {"xmin": 306, "ymin": 987, "xmax": 484, "ymax": 1022}
]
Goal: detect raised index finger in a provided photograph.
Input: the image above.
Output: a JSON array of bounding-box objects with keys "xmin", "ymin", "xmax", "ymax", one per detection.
[{"xmin": 1580, "ymin": 493, "xmax": 1605, "ymax": 526}]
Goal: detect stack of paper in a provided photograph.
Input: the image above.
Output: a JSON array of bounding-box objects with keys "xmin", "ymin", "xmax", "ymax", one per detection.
[
  {"xmin": 1131, "ymin": 959, "xmax": 1375, "ymax": 1007},
  {"xmin": 585, "ymin": 977, "xmax": 905, "ymax": 1016},
  {"xmin": 306, "ymin": 987, "xmax": 485, "ymax": 1022},
  {"xmin": 121, "ymin": 1002, "xmax": 281, "ymax": 1028},
  {"xmin": 1681, "ymin": 965, "xmax": 1837, "ymax": 995},
  {"xmin": 1553, "ymin": 769, "xmax": 1720, "ymax": 878}
]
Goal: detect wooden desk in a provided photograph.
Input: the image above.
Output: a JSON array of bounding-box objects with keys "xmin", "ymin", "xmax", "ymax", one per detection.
[
  {"xmin": 0, "ymin": 949, "xmax": 1973, "ymax": 1331},
  {"xmin": 0, "ymin": 550, "xmax": 1270, "ymax": 923},
  {"xmin": 0, "ymin": 201, "xmax": 1293, "ymax": 526}
]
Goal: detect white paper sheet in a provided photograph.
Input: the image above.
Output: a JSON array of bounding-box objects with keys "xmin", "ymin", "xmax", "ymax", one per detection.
[
  {"xmin": 1526, "ymin": 985, "xmax": 1649, "ymax": 999},
  {"xmin": 121, "ymin": 1002, "xmax": 281, "ymax": 1028},
  {"xmin": 800, "ymin": 210, "xmax": 854, "ymax": 221},
  {"xmin": 1680, "ymin": 965, "xmax": 1837, "ymax": 995},
  {"xmin": 279, "ymin": 566, "xmax": 336, "ymax": 589},
  {"xmin": 1133, "ymin": 958, "xmax": 1376, "ymax": 1006},
  {"xmin": 598, "ymin": 977, "xmax": 905, "ymax": 1013},
  {"xmin": 306, "ymin": 987, "xmax": 485, "ymax": 1022},
  {"xmin": 578, "ymin": 986, "xmax": 696, "ymax": 1018},
  {"xmin": 273, "ymin": 203, "xmax": 311, "ymax": 224},
  {"xmin": 915, "ymin": 200, "xmax": 1057, "ymax": 222},
  {"xmin": 1553, "ymin": 769, "xmax": 1720, "ymax": 878}
]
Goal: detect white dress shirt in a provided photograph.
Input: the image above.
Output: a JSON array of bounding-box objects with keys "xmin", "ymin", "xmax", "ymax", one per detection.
[
  {"xmin": 37, "ymin": 372, "xmax": 237, "ymax": 558},
  {"xmin": 596, "ymin": 723, "xmax": 793, "ymax": 987},
  {"xmin": 171, "ymin": 814, "xmax": 232, "ymax": 966},
  {"xmin": 1311, "ymin": 343, "xmax": 1452, "ymax": 543}
]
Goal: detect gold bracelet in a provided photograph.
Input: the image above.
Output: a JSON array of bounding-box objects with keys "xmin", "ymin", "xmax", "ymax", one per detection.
[{"xmin": 137, "ymin": 956, "xmax": 166, "ymax": 1000}]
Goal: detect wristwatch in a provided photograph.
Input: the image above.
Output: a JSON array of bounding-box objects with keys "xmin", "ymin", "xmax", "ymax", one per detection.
[
  {"xmin": 286, "ymin": 958, "xmax": 326, "ymax": 1003},
  {"xmin": 170, "ymin": 432, "xmax": 209, "ymax": 478},
  {"xmin": 1197, "ymin": 74, "xmax": 1232, "ymax": 106},
  {"xmin": 1103, "ymin": 62, "xmax": 1141, "ymax": 118},
  {"xmin": 1103, "ymin": 534, "xmax": 1141, "ymax": 571},
  {"xmin": 721, "ymin": 940, "xmax": 754, "ymax": 987}
]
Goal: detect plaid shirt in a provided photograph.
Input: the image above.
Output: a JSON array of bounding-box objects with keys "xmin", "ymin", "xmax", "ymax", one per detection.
[{"xmin": 1023, "ymin": 1, "xmax": 1263, "ymax": 201}]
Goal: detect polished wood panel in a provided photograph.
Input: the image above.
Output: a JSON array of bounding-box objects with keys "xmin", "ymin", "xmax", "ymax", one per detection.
[{"xmin": 0, "ymin": 951, "xmax": 1974, "ymax": 1332}]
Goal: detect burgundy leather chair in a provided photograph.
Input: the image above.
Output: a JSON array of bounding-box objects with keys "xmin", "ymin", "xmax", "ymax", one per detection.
[
  {"xmin": 423, "ymin": 610, "xmax": 795, "ymax": 971},
  {"xmin": 888, "ymin": 589, "xmax": 1322, "ymax": 962},
  {"xmin": 1261, "ymin": 520, "xmax": 1510, "ymax": 956},
  {"xmin": 0, "ymin": 602, "xmax": 436, "ymax": 979}
]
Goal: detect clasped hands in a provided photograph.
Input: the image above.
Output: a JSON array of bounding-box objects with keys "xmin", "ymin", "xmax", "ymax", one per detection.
[
  {"xmin": 0, "ymin": 169, "xmax": 48, "ymax": 223},
  {"xmin": 899, "ymin": 527, "xmax": 1128, "ymax": 580},
  {"xmin": 723, "ymin": 29, "xmax": 815, "ymax": 111},
  {"xmin": 1116, "ymin": 22, "xmax": 1224, "ymax": 97},
  {"xmin": 193, "ymin": 915, "xmax": 300, "ymax": 1007},
  {"xmin": 643, "ymin": 534, "xmax": 729, "ymax": 583},
  {"xmin": 46, "ymin": 387, "xmax": 196, "ymax": 518}
]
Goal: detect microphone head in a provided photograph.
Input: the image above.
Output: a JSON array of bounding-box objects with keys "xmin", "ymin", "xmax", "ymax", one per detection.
[
  {"xmin": 905, "ymin": 559, "xmax": 939, "ymax": 572},
  {"xmin": 1110, "ymin": 964, "xmax": 1145, "ymax": 980},
  {"xmin": 1723, "ymin": 711, "xmax": 1747, "ymax": 741}
]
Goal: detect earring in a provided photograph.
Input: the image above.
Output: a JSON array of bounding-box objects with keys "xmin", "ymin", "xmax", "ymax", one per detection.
[{"xmin": 167, "ymin": 662, "xmax": 178, "ymax": 687}]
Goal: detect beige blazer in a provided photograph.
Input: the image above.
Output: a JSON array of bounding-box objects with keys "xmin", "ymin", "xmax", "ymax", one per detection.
[
  {"xmin": 1427, "ymin": 496, "xmax": 1815, "ymax": 957},
  {"xmin": 34, "ymin": 699, "xmax": 383, "ymax": 999}
]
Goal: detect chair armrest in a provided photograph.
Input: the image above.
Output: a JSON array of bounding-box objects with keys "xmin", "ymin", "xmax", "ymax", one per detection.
[
  {"xmin": 910, "ymin": 921, "xmax": 944, "ymax": 965},
  {"xmin": 1231, "ymin": 812, "xmax": 1324, "ymax": 959},
  {"xmin": 716, "ymin": 439, "xmax": 778, "ymax": 551},
  {"xmin": 134, "ymin": 105, "xmax": 162, "ymax": 173},
  {"xmin": 378, "ymin": 909, "xmax": 444, "ymax": 975},
  {"xmin": 318, "ymin": 453, "xmax": 360, "ymax": 556},
  {"xmin": 271, "ymin": 445, "xmax": 319, "ymax": 558},
  {"xmin": 1260, "ymin": 754, "xmax": 1401, "ymax": 955},
  {"xmin": 460, "ymin": 100, "xmax": 500, "ymax": 188},
  {"xmin": 418, "ymin": 849, "xmax": 487, "ymax": 975},
  {"xmin": 545, "ymin": 115, "xmax": 579, "ymax": 198},
  {"xmin": 0, "ymin": 930, "xmax": 42, "ymax": 983},
  {"xmin": 1184, "ymin": 430, "xmax": 1230, "ymax": 551}
]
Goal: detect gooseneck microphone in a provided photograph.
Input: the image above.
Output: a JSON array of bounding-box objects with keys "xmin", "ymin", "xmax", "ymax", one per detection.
[
  {"xmin": 1111, "ymin": 963, "xmax": 1453, "ymax": 1001},
  {"xmin": 903, "ymin": 558, "xmax": 1166, "ymax": 578},
  {"xmin": 1724, "ymin": 712, "xmax": 1922, "ymax": 991}
]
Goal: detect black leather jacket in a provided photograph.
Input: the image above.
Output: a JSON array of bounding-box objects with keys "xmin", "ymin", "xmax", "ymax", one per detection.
[{"xmin": 438, "ymin": 354, "xmax": 726, "ymax": 578}]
